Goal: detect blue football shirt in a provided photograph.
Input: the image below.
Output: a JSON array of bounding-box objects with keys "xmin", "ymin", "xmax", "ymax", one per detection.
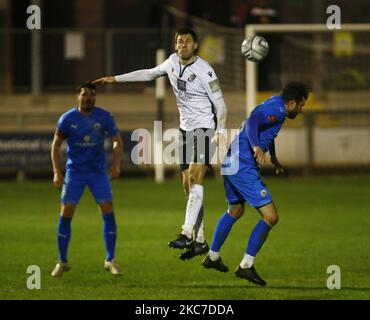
[
  {"xmin": 223, "ymin": 95, "xmax": 286, "ymax": 174},
  {"xmin": 56, "ymin": 107, "xmax": 119, "ymax": 173}
]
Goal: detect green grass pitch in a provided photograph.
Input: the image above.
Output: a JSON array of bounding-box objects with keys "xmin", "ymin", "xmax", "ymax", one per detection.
[{"xmin": 0, "ymin": 176, "xmax": 369, "ymax": 300}]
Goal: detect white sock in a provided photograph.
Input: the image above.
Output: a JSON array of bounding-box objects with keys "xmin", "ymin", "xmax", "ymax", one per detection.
[
  {"xmin": 181, "ymin": 224, "xmax": 193, "ymax": 239},
  {"xmin": 209, "ymin": 250, "xmax": 219, "ymax": 262},
  {"xmin": 240, "ymin": 253, "xmax": 255, "ymax": 269},
  {"xmin": 184, "ymin": 184, "xmax": 204, "ymax": 230},
  {"xmin": 194, "ymin": 205, "xmax": 205, "ymax": 243}
]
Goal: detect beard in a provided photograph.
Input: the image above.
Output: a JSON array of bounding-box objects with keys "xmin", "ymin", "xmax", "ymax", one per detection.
[
  {"xmin": 286, "ymin": 111, "xmax": 298, "ymax": 119},
  {"xmin": 81, "ymin": 100, "xmax": 95, "ymax": 111}
]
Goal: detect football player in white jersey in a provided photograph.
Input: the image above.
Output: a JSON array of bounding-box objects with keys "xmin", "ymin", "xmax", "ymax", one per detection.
[{"xmin": 93, "ymin": 27, "xmax": 227, "ymax": 260}]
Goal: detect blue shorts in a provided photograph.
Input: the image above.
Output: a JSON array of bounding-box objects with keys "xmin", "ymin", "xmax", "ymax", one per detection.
[
  {"xmin": 223, "ymin": 168, "xmax": 272, "ymax": 208},
  {"xmin": 61, "ymin": 170, "xmax": 113, "ymax": 205}
]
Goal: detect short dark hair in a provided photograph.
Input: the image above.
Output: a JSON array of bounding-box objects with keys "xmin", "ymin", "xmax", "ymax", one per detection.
[
  {"xmin": 174, "ymin": 27, "xmax": 198, "ymax": 43},
  {"xmin": 281, "ymin": 81, "xmax": 309, "ymax": 103},
  {"xmin": 77, "ymin": 82, "xmax": 96, "ymax": 93}
]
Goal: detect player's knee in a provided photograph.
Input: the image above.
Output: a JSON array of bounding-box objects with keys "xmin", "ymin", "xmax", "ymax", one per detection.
[
  {"xmin": 228, "ymin": 204, "xmax": 244, "ymax": 219},
  {"xmin": 266, "ymin": 214, "xmax": 279, "ymax": 226},
  {"xmin": 182, "ymin": 170, "xmax": 190, "ymax": 196},
  {"xmin": 100, "ymin": 202, "xmax": 113, "ymax": 214},
  {"xmin": 182, "ymin": 179, "xmax": 190, "ymax": 196},
  {"xmin": 188, "ymin": 172, "xmax": 198, "ymax": 185},
  {"xmin": 61, "ymin": 204, "xmax": 75, "ymax": 218}
]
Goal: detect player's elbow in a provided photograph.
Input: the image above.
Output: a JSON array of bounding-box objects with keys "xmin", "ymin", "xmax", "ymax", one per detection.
[
  {"xmin": 219, "ymin": 108, "xmax": 227, "ymax": 122},
  {"xmin": 215, "ymin": 101, "xmax": 227, "ymax": 129}
]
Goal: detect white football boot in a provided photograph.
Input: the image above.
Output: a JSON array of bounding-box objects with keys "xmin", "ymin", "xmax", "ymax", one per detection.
[
  {"xmin": 51, "ymin": 261, "xmax": 70, "ymax": 277},
  {"xmin": 104, "ymin": 259, "xmax": 122, "ymax": 276}
]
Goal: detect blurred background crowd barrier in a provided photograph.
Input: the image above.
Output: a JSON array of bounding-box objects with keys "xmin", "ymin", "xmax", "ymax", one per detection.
[{"xmin": 0, "ymin": 0, "xmax": 369, "ymax": 179}]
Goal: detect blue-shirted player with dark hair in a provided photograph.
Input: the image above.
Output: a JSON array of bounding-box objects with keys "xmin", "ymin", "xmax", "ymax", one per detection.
[
  {"xmin": 202, "ymin": 82, "xmax": 309, "ymax": 286},
  {"xmin": 51, "ymin": 82, "xmax": 123, "ymax": 277}
]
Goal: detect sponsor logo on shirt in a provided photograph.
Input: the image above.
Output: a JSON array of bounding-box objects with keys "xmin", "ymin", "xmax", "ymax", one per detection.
[
  {"xmin": 84, "ymin": 135, "xmax": 91, "ymax": 142},
  {"xmin": 94, "ymin": 123, "xmax": 101, "ymax": 130},
  {"xmin": 70, "ymin": 124, "xmax": 77, "ymax": 129},
  {"xmin": 260, "ymin": 189, "xmax": 267, "ymax": 197},
  {"xmin": 207, "ymin": 71, "xmax": 213, "ymax": 78},
  {"xmin": 177, "ymin": 79, "xmax": 187, "ymax": 91},
  {"xmin": 208, "ymin": 79, "xmax": 220, "ymax": 93}
]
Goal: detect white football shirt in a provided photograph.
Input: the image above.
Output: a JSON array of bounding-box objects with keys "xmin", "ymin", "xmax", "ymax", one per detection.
[{"xmin": 115, "ymin": 53, "xmax": 226, "ymax": 131}]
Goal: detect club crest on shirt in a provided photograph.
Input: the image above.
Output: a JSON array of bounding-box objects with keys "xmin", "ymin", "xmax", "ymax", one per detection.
[
  {"xmin": 94, "ymin": 123, "xmax": 101, "ymax": 130},
  {"xmin": 188, "ymin": 74, "xmax": 196, "ymax": 82},
  {"xmin": 268, "ymin": 115, "xmax": 277, "ymax": 122},
  {"xmin": 260, "ymin": 189, "xmax": 267, "ymax": 197}
]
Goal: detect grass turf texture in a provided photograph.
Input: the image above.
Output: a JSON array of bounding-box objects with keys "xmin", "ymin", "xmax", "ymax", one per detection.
[{"xmin": 0, "ymin": 176, "xmax": 369, "ymax": 300}]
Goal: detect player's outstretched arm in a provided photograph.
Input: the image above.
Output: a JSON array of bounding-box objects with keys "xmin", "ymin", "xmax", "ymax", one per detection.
[
  {"xmin": 92, "ymin": 76, "xmax": 117, "ymax": 85},
  {"xmin": 109, "ymin": 135, "xmax": 123, "ymax": 180},
  {"xmin": 95, "ymin": 60, "xmax": 169, "ymax": 86},
  {"xmin": 51, "ymin": 133, "xmax": 65, "ymax": 189}
]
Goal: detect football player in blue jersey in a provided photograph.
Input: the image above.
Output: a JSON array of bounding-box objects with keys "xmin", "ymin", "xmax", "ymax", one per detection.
[
  {"xmin": 202, "ymin": 81, "xmax": 309, "ymax": 286},
  {"xmin": 50, "ymin": 82, "xmax": 123, "ymax": 277}
]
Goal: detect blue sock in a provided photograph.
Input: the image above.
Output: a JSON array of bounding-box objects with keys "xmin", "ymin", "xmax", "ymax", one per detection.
[
  {"xmin": 57, "ymin": 216, "xmax": 72, "ymax": 263},
  {"xmin": 102, "ymin": 212, "xmax": 117, "ymax": 261},
  {"xmin": 210, "ymin": 212, "xmax": 237, "ymax": 252},
  {"xmin": 246, "ymin": 219, "xmax": 271, "ymax": 256}
]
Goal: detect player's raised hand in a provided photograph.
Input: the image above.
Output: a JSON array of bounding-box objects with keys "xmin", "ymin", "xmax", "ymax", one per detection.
[
  {"xmin": 253, "ymin": 146, "xmax": 265, "ymax": 165},
  {"xmin": 92, "ymin": 76, "xmax": 116, "ymax": 85},
  {"xmin": 53, "ymin": 172, "xmax": 64, "ymax": 189},
  {"xmin": 212, "ymin": 131, "xmax": 227, "ymax": 149},
  {"xmin": 109, "ymin": 165, "xmax": 120, "ymax": 180}
]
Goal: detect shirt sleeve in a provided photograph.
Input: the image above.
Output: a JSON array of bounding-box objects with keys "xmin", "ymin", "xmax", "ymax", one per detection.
[
  {"xmin": 246, "ymin": 111, "xmax": 265, "ymax": 148},
  {"xmin": 212, "ymin": 98, "xmax": 227, "ymax": 131},
  {"xmin": 56, "ymin": 115, "xmax": 68, "ymax": 138},
  {"xmin": 105, "ymin": 113, "xmax": 119, "ymax": 137},
  {"xmin": 115, "ymin": 58, "xmax": 170, "ymax": 82},
  {"xmin": 246, "ymin": 108, "xmax": 281, "ymax": 148},
  {"xmin": 201, "ymin": 67, "xmax": 224, "ymax": 102},
  {"xmin": 200, "ymin": 67, "xmax": 227, "ymax": 130}
]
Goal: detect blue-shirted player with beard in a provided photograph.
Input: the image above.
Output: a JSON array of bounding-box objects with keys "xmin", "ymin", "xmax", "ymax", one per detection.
[
  {"xmin": 51, "ymin": 82, "xmax": 123, "ymax": 277},
  {"xmin": 202, "ymin": 82, "xmax": 309, "ymax": 286}
]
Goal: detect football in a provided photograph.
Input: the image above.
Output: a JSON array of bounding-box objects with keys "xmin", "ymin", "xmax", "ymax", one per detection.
[{"xmin": 241, "ymin": 35, "xmax": 269, "ymax": 62}]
